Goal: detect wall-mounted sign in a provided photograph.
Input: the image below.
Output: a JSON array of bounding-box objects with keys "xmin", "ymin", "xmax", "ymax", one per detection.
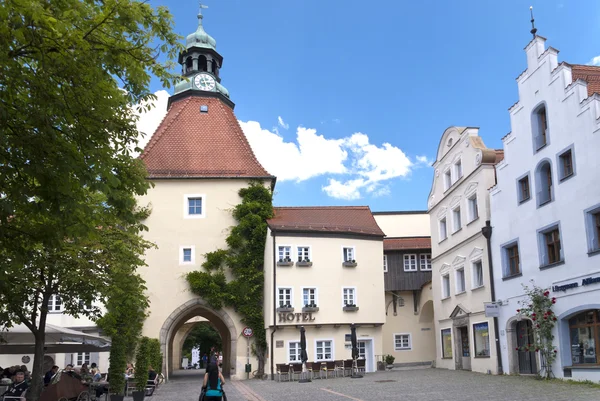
[
  {"xmin": 21, "ymin": 356, "xmax": 30, "ymax": 364},
  {"xmin": 278, "ymin": 312, "xmax": 316, "ymax": 323},
  {"xmin": 484, "ymin": 302, "xmax": 500, "ymax": 318},
  {"xmin": 276, "ymin": 341, "xmax": 284, "ymax": 348},
  {"xmin": 552, "ymin": 275, "xmax": 600, "ymax": 292}
]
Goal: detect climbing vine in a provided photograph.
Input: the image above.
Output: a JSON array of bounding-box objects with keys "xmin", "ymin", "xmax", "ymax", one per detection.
[
  {"xmin": 186, "ymin": 181, "xmax": 273, "ymax": 375},
  {"xmin": 516, "ymin": 281, "xmax": 558, "ymax": 379}
]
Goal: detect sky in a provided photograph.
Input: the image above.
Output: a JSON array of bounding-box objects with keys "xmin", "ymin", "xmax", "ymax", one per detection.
[{"xmin": 136, "ymin": 0, "xmax": 600, "ymax": 212}]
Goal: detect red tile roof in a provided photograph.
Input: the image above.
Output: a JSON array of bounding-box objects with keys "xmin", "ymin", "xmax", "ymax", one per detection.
[
  {"xmin": 571, "ymin": 64, "xmax": 600, "ymax": 98},
  {"xmin": 384, "ymin": 237, "xmax": 431, "ymax": 251},
  {"xmin": 268, "ymin": 206, "xmax": 385, "ymax": 237},
  {"xmin": 140, "ymin": 96, "xmax": 273, "ymax": 179}
]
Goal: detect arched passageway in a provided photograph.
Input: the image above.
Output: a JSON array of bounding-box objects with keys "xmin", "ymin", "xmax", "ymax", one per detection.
[{"xmin": 160, "ymin": 298, "xmax": 237, "ymax": 379}]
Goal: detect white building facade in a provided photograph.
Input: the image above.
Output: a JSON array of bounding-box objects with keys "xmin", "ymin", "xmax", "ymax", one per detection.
[
  {"xmin": 428, "ymin": 127, "xmax": 503, "ymax": 374},
  {"xmin": 490, "ymin": 35, "xmax": 600, "ymax": 381}
]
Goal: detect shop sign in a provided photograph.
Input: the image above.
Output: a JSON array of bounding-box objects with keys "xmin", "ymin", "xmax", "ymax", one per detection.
[
  {"xmin": 552, "ymin": 275, "xmax": 600, "ymax": 292},
  {"xmin": 278, "ymin": 312, "xmax": 316, "ymax": 323},
  {"xmin": 484, "ymin": 302, "xmax": 500, "ymax": 317}
]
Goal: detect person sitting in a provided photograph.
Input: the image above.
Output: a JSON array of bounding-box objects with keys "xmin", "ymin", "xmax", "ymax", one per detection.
[
  {"xmin": 91, "ymin": 368, "xmax": 102, "ymax": 382},
  {"xmin": 1, "ymin": 370, "xmax": 28, "ymax": 398},
  {"xmin": 126, "ymin": 363, "xmax": 135, "ymax": 376},
  {"xmin": 202, "ymin": 363, "xmax": 225, "ymax": 401},
  {"xmin": 148, "ymin": 366, "xmax": 157, "ymax": 382},
  {"xmin": 64, "ymin": 364, "xmax": 82, "ymax": 380},
  {"xmin": 80, "ymin": 363, "xmax": 89, "ymax": 376},
  {"xmin": 44, "ymin": 366, "xmax": 59, "ymax": 386}
]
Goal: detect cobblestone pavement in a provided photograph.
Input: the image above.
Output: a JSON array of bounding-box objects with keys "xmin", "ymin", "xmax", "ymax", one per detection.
[{"xmin": 151, "ymin": 368, "xmax": 600, "ymax": 401}]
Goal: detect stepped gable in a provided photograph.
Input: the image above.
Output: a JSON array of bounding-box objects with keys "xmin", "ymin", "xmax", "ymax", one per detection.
[
  {"xmin": 140, "ymin": 96, "xmax": 273, "ymax": 179},
  {"xmin": 384, "ymin": 237, "xmax": 431, "ymax": 251},
  {"xmin": 268, "ymin": 206, "xmax": 385, "ymax": 237},
  {"xmin": 570, "ymin": 64, "xmax": 600, "ymax": 98}
]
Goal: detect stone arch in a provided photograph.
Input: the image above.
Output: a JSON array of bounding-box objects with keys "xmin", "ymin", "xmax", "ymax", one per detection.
[
  {"xmin": 159, "ymin": 298, "xmax": 237, "ymax": 380},
  {"xmin": 505, "ymin": 315, "xmax": 538, "ymax": 375}
]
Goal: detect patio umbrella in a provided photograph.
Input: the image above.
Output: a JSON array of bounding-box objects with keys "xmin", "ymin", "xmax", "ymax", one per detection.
[
  {"xmin": 350, "ymin": 324, "xmax": 362, "ymax": 378},
  {"xmin": 299, "ymin": 326, "xmax": 310, "ymax": 383}
]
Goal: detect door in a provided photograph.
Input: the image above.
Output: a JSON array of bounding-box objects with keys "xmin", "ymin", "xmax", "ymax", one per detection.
[
  {"xmin": 357, "ymin": 340, "xmax": 374, "ymax": 372},
  {"xmin": 516, "ymin": 320, "xmax": 537, "ymax": 374},
  {"xmin": 459, "ymin": 326, "xmax": 471, "ymax": 370}
]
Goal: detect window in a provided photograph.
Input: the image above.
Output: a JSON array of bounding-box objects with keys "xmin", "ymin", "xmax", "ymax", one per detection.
[
  {"xmin": 343, "ymin": 287, "xmax": 356, "ymax": 306},
  {"xmin": 278, "ymin": 288, "xmax": 292, "ymax": 308},
  {"xmin": 48, "ymin": 295, "xmax": 62, "ymax": 312},
  {"xmin": 454, "ymin": 159, "xmax": 463, "ymax": 180},
  {"xmin": 288, "ymin": 342, "xmax": 301, "ymax": 363},
  {"xmin": 544, "ymin": 228, "xmax": 562, "ymax": 265},
  {"xmin": 441, "ymin": 274, "xmax": 450, "ymax": 299},
  {"xmin": 503, "ymin": 243, "xmax": 520, "ymax": 277},
  {"xmin": 444, "ymin": 170, "xmax": 452, "ymax": 190},
  {"xmin": 394, "ymin": 334, "xmax": 412, "ymax": 351},
  {"xmin": 468, "ymin": 195, "xmax": 478, "ymax": 222},
  {"xmin": 79, "ymin": 300, "xmax": 93, "ymax": 311},
  {"xmin": 535, "ymin": 161, "xmax": 553, "ymax": 206},
  {"xmin": 302, "ymin": 288, "xmax": 317, "ymax": 307},
  {"xmin": 473, "ymin": 323, "xmax": 490, "ymax": 357},
  {"xmin": 439, "ymin": 217, "xmax": 447, "ymax": 241},
  {"xmin": 559, "ymin": 149, "xmax": 574, "ymax": 180},
  {"xmin": 315, "ymin": 340, "xmax": 333, "ymax": 361},
  {"xmin": 76, "ymin": 352, "xmax": 90, "ymax": 366},
  {"xmin": 517, "ymin": 174, "xmax": 531, "ymax": 203},
  {"xmin": 278, "ymin": 246, "xmax": 291, "ymax": 261},
  {"xmin": 441, "ymin": 329, "xmax": 452, "ymax": 358},
  {"xmin": 180, "ymin": 246, "xmax": 195, "ymax": 264},
  {"xmin": 532, "ymin": 104, "xmax": 549, "ymax": 151},
  {"xmin": 585, "ymin": 207, "xmax": 600, "ymax": 253},
  {"xmin": 297, "ymin": 246, "xmax": 310, "ymax": 262},
  {"xmin": 472, "ymin": 260, "xmax": 483, "ymax": 288},
  {"xmin": 184, "ymin": 194, "xmax": 205, "ymax": 218},
  {"xmin": 383, "ymin": 254, "xmax": 388, "ymax": 272},
  {"xmin": 403, "ymin": 254, "xmax": 417, "ymax": 271},
  {"xmin": 452, "ymin": 207, "xmax": 461, "ymax": 232},
  {"xmin": 420, "ymin": 254, "xmax": 432, "ymax": 271},
  {"xmin": 342, "ymin": 247, "xmax": 355, "ymax": 262},
  {"xmin": 455, "ymin": 268, "xmax": 465, "ymax": 294},
  {"xmin": 596, "ymin": 213, "xmax": 600, "ymax": 251},
  {"xmin": 568, "ymin": 310, "xmax": 600, "ymax": 365}
]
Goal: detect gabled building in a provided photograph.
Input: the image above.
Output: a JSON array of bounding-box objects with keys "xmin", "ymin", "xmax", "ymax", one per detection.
[
  {"xmin": 490, "ymin": 33, "xmax": 600, "ymax": 381},
  {"xmin": 427, "ymin": 127, "xmax": 503, "ymax": 374},
  {"xmin": 264, "ymin": 207, "xmax": 385, "ymax": 375}
]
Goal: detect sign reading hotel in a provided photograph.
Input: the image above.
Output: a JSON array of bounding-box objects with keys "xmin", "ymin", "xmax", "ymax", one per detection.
[
  {"xmin": 552, "ymin": 275, "xmax": 600, "ymax": 292},
  {"xmin": 278, "ymin": 312, "xmax": 316, "ymax": 323}
]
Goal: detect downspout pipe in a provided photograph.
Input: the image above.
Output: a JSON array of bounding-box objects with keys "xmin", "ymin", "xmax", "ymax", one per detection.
[
  {"xmin": 482, "ymin": 220, "xmax": 504, "ymax": 375},
  {"xmin": 270, "ymin": 231, "xmax": 277, "ymax": 380}
]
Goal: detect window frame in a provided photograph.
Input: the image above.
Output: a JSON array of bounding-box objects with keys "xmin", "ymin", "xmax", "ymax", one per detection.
[
  {"xmin": 278, "ymin": 245, "xmax": 292, "ymax": 261},
  {"xmin": 403, "ymin": 254, "xmax": 417, "ymax": 272},
  {"xmin": 184, "ymin": 194, "xmax": 206, "ymax": 219},
  {"xmin": 556, "ymin": 144, "xmax": 576, "ymax": 183},
  {"xmin": 76, "ymin": 352, "xmax": 91, "ymax": 366},
  {"xmin": 277, "ymin": 287, "xmax": 294, "ymax": 308},
  {"xmin": 419, "ymin": 254, "xmax": 432, "ymax": 271},
  {"xmin": 48, "ymin": 295, "xmax": 62, "ymax": 313},
  {"xmin": 500, "ymin": 240, "xmax": 521, "ymax": 279},
  {"xmin": 583, "ymin": 204, "xmax": 600, "ymax": 255},
  {"xmin": 179, "ymin": 246, "xmax": 195, "ymax": 265},
  {"xmin": 568, "ymin": 310, "xmax": 600, "ymax": 366},
  {"xmin": 342, "ymin": 287, "xmax": 357, "ymax": 307},
  {"xmin": 454, "ymin": 159, "xmax": 463, "ymax": 181},
  {"xmin": 516, "ymin": 172, "xmax": 531, "ymax": 205},
  {"xmin": 393, "ymin": 333, "xmax": 412, "ymax": 351},
  {"xmin": 297, "ymin": 246, "xmax": 311, "ymax": 262},
  {"xmin": 467, "ymin": 194, "xmax": 479, "ymax": 223},
  {"xmin": 531, "ymin": 102, "xmax": 550, "ymax": 152},
  {"xmin": 452, "ymin": 206, "xmax": 462, "ymax": 233},
  {"xmin": 534, "ymin": 159, "xmax": 554, "ymax": 207},
  {"xmin": 288, "ymin": 341, "xmax": 302, "ymax": 363},
  {"xmin": 302, "ymin": 287, "xmax": 318, "ymax": 307},
  {"xmin": 471, "ymin": 259, "xmax": 484, "ymax": 289},
  {"xmin": 455, "ymin": 266, "xmax": 466, "ymax": 294},
  {"xmin": 472, "ymin": 321, "xmax": 491, "ymax": 358},
  {"xmin": 314, "ymin": 339, "xmax": 334, "ymax": 362},
  {"xmin": 441, "ymin": 273, "xmax": 451, "ymax": 299},
  {"xmin": 537, "ymin": 222, "xmax": 564, "ymax": 268},
  {"xmin": 441, "ymin": 328, "xmax": 452, "ymax": 359},
  {"xmin": 341, "ymin": 246, "xmax": 356, "ymax": 263},
  {"xmin": 439, "ymin": 217, "xmax": 448, "ymax": 242},
  {"xmin": 443, "ymin": 169, "xmax": 452, "ymax": 191},
  {"xmin": 383, "ymin": 254, "xmax": 388, "ymax": 273}
]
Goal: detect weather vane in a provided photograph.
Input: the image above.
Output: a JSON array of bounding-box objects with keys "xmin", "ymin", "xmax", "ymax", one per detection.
[
  {"xmin": 529, "ymin": 6, "xmax": 537, "ymax": 38},
  {"xmin": 199, "ymin": 1, "xmax": 208, "ymax": 16}
]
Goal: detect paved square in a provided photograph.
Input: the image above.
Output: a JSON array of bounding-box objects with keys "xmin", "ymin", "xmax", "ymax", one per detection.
[{"xmin": 152, "ymin": 368, "xmax": 600, "ymax": 401}]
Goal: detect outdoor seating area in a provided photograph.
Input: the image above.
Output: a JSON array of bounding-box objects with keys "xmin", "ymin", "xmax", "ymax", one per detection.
[{"xmin": 275, "ymin": 359, "xmax": 366, "ymax": 382}]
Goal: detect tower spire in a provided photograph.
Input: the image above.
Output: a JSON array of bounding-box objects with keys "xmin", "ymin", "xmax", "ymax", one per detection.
[
  {"xmin": 198, "ymin": 2, "xmax": 208, "ymax": 25},
  {"xmin": 529, "ymin": 6, "xmax": 537, "ymax": 38}
]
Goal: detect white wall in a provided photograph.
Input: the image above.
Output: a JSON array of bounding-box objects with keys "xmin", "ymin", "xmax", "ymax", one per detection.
[{"xmin": 373, "ymin": 213, "xmax": 430, "ymax": 238}]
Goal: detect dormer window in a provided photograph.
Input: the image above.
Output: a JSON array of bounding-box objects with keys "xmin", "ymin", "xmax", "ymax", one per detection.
[{"xmin": 532, "ymin": 104, "xmax": 549, "ymax": 151}]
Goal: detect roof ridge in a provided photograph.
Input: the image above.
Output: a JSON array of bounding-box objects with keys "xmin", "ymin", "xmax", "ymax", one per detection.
[
  {"xmin": 140, "ymin": 97, "xmax": 191, "ymax": 159},
  {"xmin": 274, "ymin": 206, "xmax": 370, "ymax": 209}
]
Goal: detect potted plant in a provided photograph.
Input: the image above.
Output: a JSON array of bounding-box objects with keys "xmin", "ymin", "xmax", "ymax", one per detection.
[
  {"xmin": 107, "ymin": 339, "xmax": 128, "ymax": 401},
  {"xmin": 133, "ymin": 337, "xmax": 151, "ymax": 401},
  {"xmin": 384, "ymin": 354, "xmax": 395, "ymax": 370}
]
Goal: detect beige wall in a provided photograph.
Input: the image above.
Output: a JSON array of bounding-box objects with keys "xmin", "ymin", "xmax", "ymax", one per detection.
[
  {"xmin": 137, "ymin": 178, "xmax": 271, "ymax": 380},
  {"xmin": 373, "ymin": 213, "xmax": 430, "ymax": 238}
]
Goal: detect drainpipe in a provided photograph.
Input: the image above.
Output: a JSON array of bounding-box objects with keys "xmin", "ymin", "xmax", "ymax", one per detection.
[
  {"xmin": 270, "ymin": 232, "xmax": 278, "ymax": 380},
  {"xmin": 481, "ymin": 220, "xmax": 504, "ymax": 375}
]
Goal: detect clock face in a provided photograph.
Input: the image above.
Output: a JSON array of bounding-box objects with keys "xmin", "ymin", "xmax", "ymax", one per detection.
[{"xmin": 194, "ymin": 73, "xmax": 216, "ymax": 91}]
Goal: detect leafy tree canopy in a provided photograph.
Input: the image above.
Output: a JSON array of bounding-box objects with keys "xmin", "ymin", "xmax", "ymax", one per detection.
[{"xmin": 182, "ymin": 322, "xmax": 222, "ymax": 362}]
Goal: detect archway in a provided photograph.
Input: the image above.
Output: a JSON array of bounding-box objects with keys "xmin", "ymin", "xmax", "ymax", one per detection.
[
  {"xmin": 160, "ymin": 298, "xmax": 237, "ymax": 379},
  {"xmin": 419, "ymin": 300, "xmax": 434, "ymax": 323},
  {"xmin": 506, "ymin": 316, "xmax": 538, "ymax": 375}
]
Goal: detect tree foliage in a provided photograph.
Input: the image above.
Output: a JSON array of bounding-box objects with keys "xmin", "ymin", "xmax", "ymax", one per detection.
[
  {"xmin": 134, "ymin": 337, "xmax": 150, "ymax": 391},
  {"xmin": 186, "ymin": 181, "xmax": 273, "ymax": 374},
  {"xmin": 0, "ymin": 1, "xmax": 182, "ymax": 399},
  {"xmin": 147, "ymin": 338, "xmax": 162, "ymax": 374},
  {"xmin": 182, "ymin": 322, "xmax": 223, "ymax": 362}
]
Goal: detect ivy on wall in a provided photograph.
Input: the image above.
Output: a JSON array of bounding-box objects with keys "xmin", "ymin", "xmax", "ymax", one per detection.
[{"xmin": 186, "ymin": 181, "xmax": 273, "ymax": 374}]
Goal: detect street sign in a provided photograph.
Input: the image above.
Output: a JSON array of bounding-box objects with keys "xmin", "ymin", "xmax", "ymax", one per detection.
[
  {"xmin": 242, "ymin": 327, "xmax": 254, "ymax": 338},
  {"xmin": 484, "ymin": 302, "xmax": 500, "ymax": 318}
]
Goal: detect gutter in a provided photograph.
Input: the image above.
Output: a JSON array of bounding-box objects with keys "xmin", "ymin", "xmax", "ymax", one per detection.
[{"xmin": 270, "ymin": 232, "xmax": 277, "ymax": 380}]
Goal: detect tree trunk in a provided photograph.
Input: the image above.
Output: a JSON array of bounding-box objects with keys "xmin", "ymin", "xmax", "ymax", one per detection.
[
  {"xmin": 256, "ymin": 346, "xmax": 265, "ymax": 377},
  {"xmin": 27, "ymin": 317, "xmax": 47, "ymax": 401}
]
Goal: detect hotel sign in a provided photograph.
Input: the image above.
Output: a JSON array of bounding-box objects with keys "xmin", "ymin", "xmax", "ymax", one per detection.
[
  {"xmin": 278, "ymin": 312, "xmax": 316, "ymax": 323},
  {"xmin": 552, "ymin": 275, "xmax": 600, "ymax": 292}
]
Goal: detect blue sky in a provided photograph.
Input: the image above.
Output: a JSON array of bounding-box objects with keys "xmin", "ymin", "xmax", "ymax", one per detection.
[{"xmin": 138, "ymin": 0, "xmax": 600, "ymax": 212}]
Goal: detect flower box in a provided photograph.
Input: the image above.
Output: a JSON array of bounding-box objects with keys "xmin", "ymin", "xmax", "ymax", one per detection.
[
  {"xmin": 277, "ymin": 259, "xmax": 294, "ymax": 267},
  {"xmin": 343, "ymin": 305, "xmax": 359, "ymax": 312},
  {"xmin": 277, "ymin": 305, "xmax": 294, "ymax": 313},
  {"xmin": 302, "ymin": 306, "xmax": 319, "ymax": 313},
  {"xmin": 296, "ymin": 261, "xmax": 313, "ymax": 267},
  {"xmin": 342, "ymin": 260, "xmax": 357, "ymax": 267}
]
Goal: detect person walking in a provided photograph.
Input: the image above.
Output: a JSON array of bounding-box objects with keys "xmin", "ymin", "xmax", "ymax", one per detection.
[{"xmin": 201, "ymin": 363, "xmax": 225, "ymax": 401}]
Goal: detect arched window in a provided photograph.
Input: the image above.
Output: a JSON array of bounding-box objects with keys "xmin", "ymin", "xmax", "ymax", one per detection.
[
  {"xmin": 532, "ymin": 104, "xmax": 549, "ymax": 151},
  {"xmin": 185, "ymin": 57, "xmax": 193, "ymax": 74},
  {"xmin": 568, "ymin": 310, "xmax": 600, "ymax": 366},
  {"xmin": 198, "ymin": 55, "xmax": 207, "ymax": 72},
  {"xmin": 535, "ymin": 160, "xmax": 553, "ymax": 206}
]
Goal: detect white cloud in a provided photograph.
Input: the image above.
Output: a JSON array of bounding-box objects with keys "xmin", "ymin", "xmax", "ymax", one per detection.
[
  {"xmin": 416, "ymin": 155, "xmax": 433, "ymax": 166},
  {"xmin": 132, "ymin": 90, "xmax": 170, "ymax": 155},
  {"xmin": 322, "ymin": 178, "xmax": 364, "ymax": 200},
  {"xmin": 588, "ymin": 56, "xmax": 600, "ymax": 66},
  {"xmin": 277, "ymin": 116, "xmax": 289, "ymax": 130}
]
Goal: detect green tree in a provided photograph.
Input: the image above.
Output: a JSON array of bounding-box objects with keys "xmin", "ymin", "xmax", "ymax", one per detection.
[
  {"xmin": 0, "ymin": 1, "xmax": 182, "ymax": 399},
  {"xmin": 134, "ymin": 337, "xmax": 150, "ymax": 391},
  {"xmin": 182, "ymin": 322, "xmax": 223, "ymax": 364},
  {"xmin": 186, "ymin": 182, "xmax": 273, "ymax": 375},
  {"xmin": 147, "ymin": 338, "xmax": 162, "ymax": 374}
]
